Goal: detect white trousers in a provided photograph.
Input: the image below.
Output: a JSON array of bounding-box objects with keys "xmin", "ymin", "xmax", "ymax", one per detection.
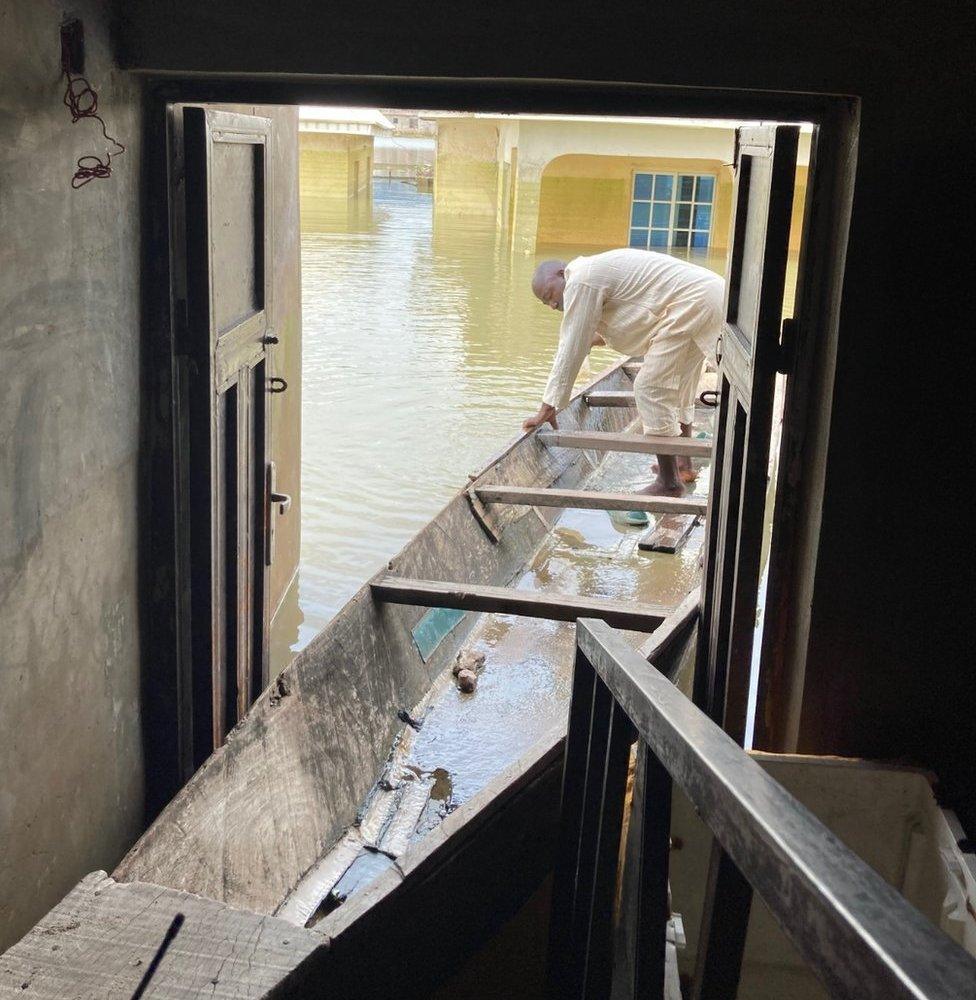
[{"xmin": 633, "ymin": 289, "xmax": 723, "ymax": 437}]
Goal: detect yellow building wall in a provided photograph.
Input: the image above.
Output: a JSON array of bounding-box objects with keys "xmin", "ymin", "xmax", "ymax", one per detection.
[
  {"xmin": 299, "ymin": 132, "xmax": 373, "ymax": 202},
  {"xmin": 537, "ymin": 154, "xmax": 735, "ymax": 251},
  {"xmin": 434, "ymin": 119, "xmax": 500, "ymax": 217}
]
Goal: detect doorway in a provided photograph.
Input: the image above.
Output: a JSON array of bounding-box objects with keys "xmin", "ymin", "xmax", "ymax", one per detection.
[{"xmin": 142, "ymin": 82, "xmax": 854, "ymax": 812}]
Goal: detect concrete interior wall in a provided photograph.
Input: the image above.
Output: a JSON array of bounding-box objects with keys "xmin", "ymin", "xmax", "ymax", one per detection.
[{"xmin": 0, "ymin": 0, "xmax": 145, "ymax": 951}]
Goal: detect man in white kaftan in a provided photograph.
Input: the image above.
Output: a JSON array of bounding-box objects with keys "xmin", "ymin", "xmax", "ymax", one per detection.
[{"xmin": 523, "ymin": 248, "xmax": 724, "ymax": 496}]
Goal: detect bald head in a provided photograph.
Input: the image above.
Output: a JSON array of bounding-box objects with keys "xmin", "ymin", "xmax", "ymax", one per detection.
[{"xmin": 532, "ymin": 260, "xmax": 567, "ymax": 311}]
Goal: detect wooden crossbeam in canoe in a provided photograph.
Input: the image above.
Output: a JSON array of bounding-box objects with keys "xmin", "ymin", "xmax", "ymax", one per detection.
[
  {"xmin": 372, "ymin": 577, "xmax": 672, "ymax": 632},
  {"xmin": 475, "ymin": 485, "xmax": 706, "ymax": 516},
  {"xmin": 536, "ymin": 430, "xmax": 712, "ymax": 457},
  {"xmin": 623, "ymin": 362, "xmax": 642, "ymax": 376},
  {"xmin": 584, "ymin": 390, "xmax": 636, "ymax": 407}
]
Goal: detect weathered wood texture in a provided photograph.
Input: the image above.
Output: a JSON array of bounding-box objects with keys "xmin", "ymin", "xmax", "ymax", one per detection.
[
  {"xmin": 476, "ymin": 485, "xmax": 706, "ymax": 516},
  {"xmin": 0, "ymin": 872, "xmax": 327, "ymax": 999},
  {"xmin": 638, "ymin": 513, "xmax": 701, "ymax": 553},
  {"xmin": 537, "ymin": 430, "xmax": 712, "ymax": 457},
  {"xmin": 636, "ymin": 586, "xmax": 701, "ymax": 662},
  {"xmin": 113, "ymin": 361, "xmax": 634, "ymax": 915},
  {"xmin": 372, "ymin": 577, "xmax": 671, "ymax": 632},
  {"xmin": 584, "ymin": 390, "xmax": 637, "ymax": 407},
  {"xmin": 275, "ymin": 731, "xmax": 565, "ymax": 997}
]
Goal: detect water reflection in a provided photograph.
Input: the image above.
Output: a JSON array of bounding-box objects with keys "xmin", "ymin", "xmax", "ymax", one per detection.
[{"xmin": 277, "ymin": 179, "xmax": 772, "ymax": 655}]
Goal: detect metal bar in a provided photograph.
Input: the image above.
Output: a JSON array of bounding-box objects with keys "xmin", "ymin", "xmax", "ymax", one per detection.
[
  {"xmin": 576, "ymin": 618, "xmax": 976, "ymax": 1000},
  {"xmin": 691, "ymin": 843, "xmax": 753, "ymax": 1000},
  {"xmin": 371, "ymin": 577, "xmax": 671, "ymax": 632},
  {"xmin": 475, "ymin": 486, "xmax": 706, "ymax": 516},
  {"xmin": 633, "ymin": 741, "xmax": 673, "ymax": 1000},
  {"xmin": 536, "ymin": 431, "xmax": 712, "ymax": 457},
  {"xmin": 583, "ymin": 701, "xmax": 634, "ymax": 997},
  {"xmin": 547, "ymin": 647, "xmax": 599, "ymax": 997},
  {"xmin": 569, "ymin": 676, "xmax": 614, "ymax": 997}
]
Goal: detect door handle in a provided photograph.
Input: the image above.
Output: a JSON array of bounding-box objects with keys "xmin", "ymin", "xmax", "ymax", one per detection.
[
  {"xmin": 715, "ymin": 334, "xmax": 723, "ymax": 366},
  {"xmin": 270, "ymin": 491, "xmax": 291, "ymax": 516}
]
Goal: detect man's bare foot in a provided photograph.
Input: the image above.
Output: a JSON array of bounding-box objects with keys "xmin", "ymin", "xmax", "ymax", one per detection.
[
  {"xmin": 651, "ymin": 460, "xmax": 698, "ymax": 484},
  {"xmin": 638, "ymin": 479, "xmax": 687, "ymax": 498}
]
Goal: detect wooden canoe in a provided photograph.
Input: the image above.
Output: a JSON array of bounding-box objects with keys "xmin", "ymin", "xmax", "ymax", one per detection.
[{"xmin": 0, "ymin": 358, "xmax": 708, "ymax": 997}]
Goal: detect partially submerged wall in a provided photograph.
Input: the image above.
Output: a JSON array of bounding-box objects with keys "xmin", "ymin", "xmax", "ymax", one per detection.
[
  {"xmin": 0, "ymin": 0, "xmax": 144, "ymax": 950},
  {"xmin": 537, "ymin": 154, "xmax": 735, "ymax": 251},
  {"xmin": 300, "ymin": 132, "xmax": 373, "ymax": 202}
]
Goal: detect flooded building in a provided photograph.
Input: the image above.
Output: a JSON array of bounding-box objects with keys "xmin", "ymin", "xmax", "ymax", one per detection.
[
  {"xmin": 0, "ymin": 0, "xmax": 972, "ymax": 997},
  {"xmin": 431, "ymin": 114, "xmax": 810, "ymax": 255},
  {"xmin": 298, "ymin": 105, "xmax": 392, "ymax": 201}
]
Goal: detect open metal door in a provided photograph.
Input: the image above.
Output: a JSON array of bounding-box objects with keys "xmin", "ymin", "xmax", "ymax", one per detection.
[
  {"xmin": 182, "ymin": 107, "xmax": 278, "ymax": 764},
  {"xmin": 689, "ymin": 124, "xmax": 799, "ymax": 1000},
  {"xmin": 694, "ymin": 124, "xmax": 799, "ymax": 744}
]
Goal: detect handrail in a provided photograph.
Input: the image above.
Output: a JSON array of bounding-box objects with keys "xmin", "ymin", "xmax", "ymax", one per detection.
[{"xmin": 547, "ymin": 616, "xmax": 976, "ymax": 1000}]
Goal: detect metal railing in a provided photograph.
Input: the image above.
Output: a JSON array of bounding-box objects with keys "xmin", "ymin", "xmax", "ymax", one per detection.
[{"xmin": 547, "ymin": 617, "xmax": 976, "ymax": 1000}]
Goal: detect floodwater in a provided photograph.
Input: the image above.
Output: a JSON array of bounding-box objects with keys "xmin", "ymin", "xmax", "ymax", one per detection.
[{"xmin": 270, "ymin": 179, "xmax": 731, "ymax": 661}]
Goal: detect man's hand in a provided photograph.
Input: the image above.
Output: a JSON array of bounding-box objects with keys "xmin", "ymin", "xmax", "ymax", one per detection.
[{"xmin": 522, "ymin": 403, "xmax": 558, "ymax": 432}]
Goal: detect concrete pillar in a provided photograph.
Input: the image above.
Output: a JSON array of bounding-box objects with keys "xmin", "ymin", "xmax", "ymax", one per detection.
[
  {"xmin": 433, "ymin": 119, "xmax": 499, "ymax": 217},
  {"xmin": 510, "ymin": 155, "xmax": 543, "ymax": 255}
]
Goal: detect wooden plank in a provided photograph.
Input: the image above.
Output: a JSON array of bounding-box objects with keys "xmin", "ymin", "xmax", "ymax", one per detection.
[
  {"xmin": 584, "ymin": 389, "xmax": 636, "ymax": 407},
  {"xmin": 476, "ymin": 485, "xmax": 706, "ymax": 516},
  {"xmin": 0, "ymin": 871, "xmax": 328, "ymax": 999},
  {"xmin": 637, "ymin": 585, "xmax": 701, "ymax": 663},
  {"xmin": 371, "ymin": 577, "xmax": 672, "ymax": 632},
  {"xmin": 638, "ymin": 513, "xmax": 701, "ymax": 553},
  {"xmin": 536, "ymin": 430, "xmax": 711, "ymax": 457},
  {"xmin": 284, "ymin": 733, "xmax": 566, "ymax": 997},
  {"xmin": 623, "ymin": 362, "xmax": 642, "ymax": 377}
]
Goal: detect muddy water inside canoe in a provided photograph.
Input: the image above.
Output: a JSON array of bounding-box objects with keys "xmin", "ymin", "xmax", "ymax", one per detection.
[
  {"xmin": 401, "ymin": 445, "xmax": 711, "ymax": 805},
  {"xmin": 293, "ymin": 430, "xmax": 712, "ymax": 925}
]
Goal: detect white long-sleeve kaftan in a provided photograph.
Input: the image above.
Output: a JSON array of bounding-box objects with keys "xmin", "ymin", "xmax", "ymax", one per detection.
[{"xmin": 541, "ymin": 249, "xmax": 724, "ymax": 435}]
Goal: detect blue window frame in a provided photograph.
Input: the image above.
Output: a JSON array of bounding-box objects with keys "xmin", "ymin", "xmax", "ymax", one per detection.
[{"xmin": 629, "ymin": 172, "xmax": 716, "ymax": 252}]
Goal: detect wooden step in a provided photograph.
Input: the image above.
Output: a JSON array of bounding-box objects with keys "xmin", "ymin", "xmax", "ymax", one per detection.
[
  {"xmin": 584, "ymin": 390, "xmax": 636, "ymax": 407},
  {"xmin": 372, "ymin": 578, "xmax": 671, "ymax": 632},
  {"xmin": 475, "ymin": 485, "xmax": 706, "ymax": 516},
  {"xmin": 536, "ymin": 430, "xmax": 712, "ymax": 457},
  {"xmin": 638, "ymin": 513, "xmax": 701, "ymax": 553}
]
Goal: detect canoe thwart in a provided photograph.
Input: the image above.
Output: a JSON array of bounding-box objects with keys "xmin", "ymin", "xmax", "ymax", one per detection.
[
  {"xmin": 372, "ymin": 577, "xmax": 672, "ymax": 632},
  {"xmin": 475, "ymin": 486, "xmax": 706, "ymax": 516},
  {"xmin": 536, "ymin": 430, "xmax": 712, "ymax": 457},
  {"xmin": 584, "ymin": 390, "xmax": 637, "ymax": 407}
]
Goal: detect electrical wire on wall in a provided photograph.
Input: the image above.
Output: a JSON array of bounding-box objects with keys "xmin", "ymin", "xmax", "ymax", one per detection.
[{"xmin": 60, "ymin": 18, "xmax": 125, "ymax": 189}]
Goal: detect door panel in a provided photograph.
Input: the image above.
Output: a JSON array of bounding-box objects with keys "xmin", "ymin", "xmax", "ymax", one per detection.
[
  {"xmin": 183, "ymin": 107, "xmax": 274, "ymax": 764},
  {"xmin": 694, "ymin": 125, "xmax": 799, "ymax": 745}
]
